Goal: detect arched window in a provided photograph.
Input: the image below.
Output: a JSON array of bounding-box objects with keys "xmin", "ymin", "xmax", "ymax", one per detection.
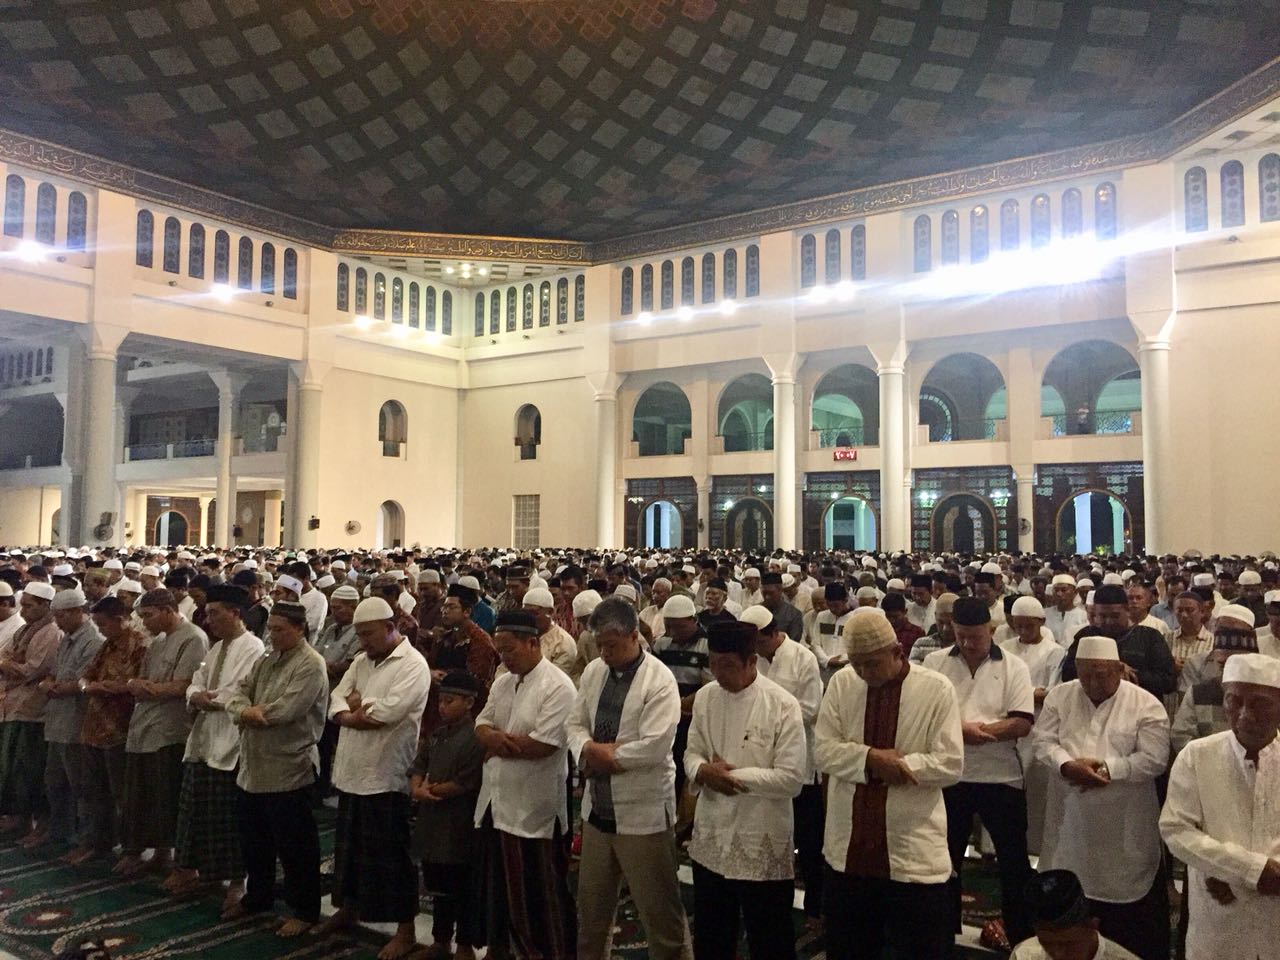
[
  {"xmin": 800, "ymin": 234, "xmax": 817, "ymax": 287},
  {"xmin": 1062, "ymin": 188, "xmax": 1083, "ymax": 237},
  {"xmin": 425, "ymin": 286, "xmax": 437, "ymax": 331},
  {"xmin": 539, "ymin": 281, "xmax": 551, "ymax": 326},
  {"xmin": 1000, "ymin": 199, "xmax": 1019, "ymax": 251},
  {"xmin": 378, "ymin": 400, "xmax": 407, "ymax": 456},
  {"xmin": 660, "ymin": 260, "xmax": 674, "ymax": 309},
  {"xmin": 188, "ymin": 223, "xmax": 205, "ymax": 278},
  {"xmin": 374, "ymin": 272, "xmax": 387, "ymax": 320},
  {"xmin": 633, "ymin": 382, "xmax": 693, "ymax": 456},
  {"xmin": 1259, "ymin": 155, "xmax": 1280, "ymax": 222},
  {"xmin": 336, "ymin": 262, "xmax": 349, "ymax": 310},
  {"xmin": 680, "ymin": 256, "xmax": 695, "ymax": 305},
  {"xmin": 392, "ymin": 277, "xmax": 403, "ymax": 323},
  {"xmin": 640, "ymin": 263, "xmax": 654, "ymax": 311},
  {"xmin": 621, "ymin": 266, "xmax": 634, "ymax": 314},
  {"xmin": 970, "ymin": 205, "xmax": 989, "ymax": 263},
  {"xmin": 135, "ymin": 210, "xmax": 154, "ymax": 267},
  {"xmin": 812, "ymin": 364, "xmax": 880, "ymax": 446},
  {"xmin": 441, "ymin": 290, "xmax": 452, "ymax": 335},
  {"xmin": 913, "ymin": 215, "xmax": 931, "ymax": 272},
  {"xmin": 824, "ymin": 228, "xmax": 841, "ymax": 283},
  {"xmin": 1030, "ymin": 193, "xmax": 1051, "ymax": 247},
  {"xmin": 260, "ymin": 241, "xmax": 275, "ymax": 293},
  {"xmin": 851, "ymin": 225, "xmax": 866, "ymax": 280},
  {"xmin": 1094, "ymin": 181, "xmax": 1118, "ymax": 239},
  {"xmin": 282, "ymin": 248, "xmax": 298, "ymax": 299},
  {"xmin": 408, "ymin": 281, "xmax": 419, "ymax": 327},
  {"xmin": 574, "ymin": 274, "xmax": 585, "ymax": 321},
  {"xmin": 474, "ymin": 292, "xmax": 485, "ymax": 336},
  {"xmin": 237, "ymin": 236, "xmax": 253, "ymax": 289},
  {"xmin": 214, "ymin": 230, "xmax": 230, "ymax": 283},
  {"xmin": 3, "ymin": 175, "xmax": 24, "ymax": 237},
  {"xmin": 557, "ymin": 277, "xmax": 569, "ymax": 323},
  {"xmin": 354, "ymin": 267, "xmax": 368, "ymax": 313},
  {"xmin": 1183, "ymin": 167, "xmax": 1208, "ymax": 232},
  {"xmin": 515, "ymin": 404, "xmax": 542, "ymax": 460},
  {"xmin": 162, "ymin": 216, "xmax": 181, "ymax": 273},
  {"xmin": 66, "ymin": 192, "xmax": 87, "ymax": 251},
  {"xmin": 723, "ymin": 248, "xmax": 738, "ymax": 298},
  {"xmin": 717, "ymin": 373, "xmax": 773, "ymax": 452},
  {"xmin": 34, "ymin": 183, "xmax": 56, "ymax": 245},
  {"xmin": 489, "ymin": 289, "xmax": 500, "ymax": 334},
  {"xmin": 522, "ymin": 284, "xmax": 534, "ymax": 329},
  {"xmin": 745, "ymin": 244, "xmax": 760, "ymax": 296},
  {"xmin": 506, "ymin": 286, "xmax": 517, "ymax": 332},
  {"xmin": 1220, "ymin": 162, "xmax": 1246, "ymax": 228},
  {"xmin": 940, "ymin": 210, "xmax": 959, "ymax": 265},
  {"xmin": 701, "ymin": 253, "xmax": 715, "ymax": 303}
]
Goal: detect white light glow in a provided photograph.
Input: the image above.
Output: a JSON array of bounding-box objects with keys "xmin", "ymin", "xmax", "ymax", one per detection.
[
  {"xmin": 16, "ymin": 241, "xmax": 45, "ymax": 263},
  {"xmin": 719, "ymin": 299, "xmax": 737, "ymax": 316},
  {"xmin": 390, "ymin": 323, "xmax": 409, "ymax": 338},
  {"xmin": 806, "ymin": 285, "xmax": 832, "ymax": 304},
  {"xmin": 211, "ymin": 283, "xmax": 235, "ymax": 302},
  {"xmin": 636, "ymin": 311, "xmax": 653, "ymax": 325},
  {"xmin": 677, "ymin": 305, "xmax": 694, "ymax": 321},
  {"xmin": 723, "ymin": 500, "xmax": 735, "ymax": 510},
  {"xmin": 445, "ymin": 266, "xmax": 455, "ymax": 275},
  {"xmin": 354, "ymin": 314, "xmax": 373, "ymax": 329},
  {"xmin": 477, "ymin": 267, "xmax": 488, "ymax": 277},
  {"xmin": 834, "ymin": 280, "xmax": 857, "ymax": 302}
]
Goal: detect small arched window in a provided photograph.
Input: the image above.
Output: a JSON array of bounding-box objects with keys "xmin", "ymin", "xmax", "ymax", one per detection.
[
  {"xmin": 282, "ymin": 248, "xmax": 298, "ymax": 299},
  {"xmin": 188, "ymin": 223, "xmax": 206, "ymax": 278},
  {"xmin": 214, "ymin": 229, "xmax": 231, "ymax": 283},
  {"xmin": 701, "ymin": 253, "xmax": 716, "ymax": 303},
  {"xmin": 970, "ymin": 205, "xmax": 989, "ymax": 263},
  {"xmin": 260, "ymin": 241, "xmax": 275, "ymax": 293},
  {"xmin": 660, "ymin": 260, "xmax": 674, "ymax": 310},
  {"xmin": 441, "ymin": 290, "xmax": 452, "ymax": 335},
  {"xmin": 557, "ymin": 277, "xmax": 569, "ymax": 323},
  {"xmin": 392, "ymin": 277, "xmax": 403, "ymax": 323},
  {"xmin": 3, "ymin": 175, "xmax": 24, "ymax": 238},
  {"xmin": 506, "ymin": 286, "xmax": 517, "ymax": 332},
  {"xmin": 1219, "ymin": 164, "xmax": 1244, "ymax": 228},
  {"xmin": 913, "ymin": 215, "xmax": 931, "ymax": 272},
  {"xmin": 723, "ymin": 249, "xmax": 738, "ymax": 299},
  {"xmin": 473, "ymin": 292, "xmax": 485, "ymax": 336},
  {"xmin": 425, "ymin": 286, "xmax": 437, "ymax": 331},
  {"xmin": 489, "ymin": 289, "xmax": 500, "ymax": 334},
  {"xmin": 522, "ymin": 284, "xmax": 534, "ymax": 329},
  {"xmin": 621, "ymin": 266, "xmax": 634, "ymax": 314},
  {"xmin": 539, "ymin": 281, "xmax": 551, "ymax": 326},
  {"xmin": 745, "ymin": 244, "xmax": 760, "ymax": 296},
  {"xmin": 34, "ymin": 183, "xmax": 56, "ymax": 245},
  {"xmin": 1000, "ymin": 199, "xmax": 1019, "ymax": 251},
  {"xmin": 374, "ymin": 272, "xmax": 387, "ymax": 320},
  {"xmin": 800, "ymin": 234, "xmax": 817, "ymax": 287},
  {"xmin": 575, "ymin": 274, "xmax": 585, "ymax": 321},
  {"xmin": 1260, "ymin": 155, "xmax": 1280, "ymax": 222},
  {"xmin": 515, "ymin": 404, "xmax": 542, "ymax": 461},
  {"xmin": 1062, "ymin": 188, "xmax": 1083, "ymax": 237},
  {"xmin": 354, "ymin": 267, "xmax": 368, "ymax": 313},
  {"xmin": 66, "ymin": 192, "xmax": 87, "ymax": 251},
  {"xmin": 162, "ymin": 216, "xmax": 181, "ymax": 273},
  {"xmin": 851, "ymin": 225, "xmax": 866, "ymax": 280},
  {"xmin": 408, "ymin": 281, "xmax": 419, "ymax": 327},
  {"xmin": 680, "ymin": 256, "xmax": 695, "ymax": 305},
  {"xmin": 824, "ymin": 229, "xmax": 841, "ymax": 283},
  {"xmin": 378, "ymin": 400, "xmax": 407, "ymax": 456},
  {"xmin": 640, "ymin": 263, "xmax": 654, "ymax": 311},
  {"xmin": 940, "ymin": 210, "xmax": 959, "ymax": 265},
  {"xmin": 1030, "ymin": 193, "xmax": 1051, "ymax": 247},
  {"xmin": 1094, "ymin": 181, "xmax": 1117, "ymax": 239},
  {"xmin": 237, "ymin": 236, "xmax": 253, "ymax": 289},
  {"xmin": 136, "ymin": 210, "xmax": 154, "ymax": 267},
  {"xmin": 336, "ymin": 262, "xmax": 349, "ymax": 310}
]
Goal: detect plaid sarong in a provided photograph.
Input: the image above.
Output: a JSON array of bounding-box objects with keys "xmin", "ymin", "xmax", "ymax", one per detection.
[
  {"xmin": 121, "ymin": 743, "xmax": 184, "ymax": 850},
  {"xmin": 175, "ymin": 761, "xmax": 243, "ymax": 879},
  {"xmin": 0, "ymin": 721, "xmax": 48, "ymax": 817},
  {"xmin": 331, "ymin": 791, "xmax": 416, "ymax": 923}
]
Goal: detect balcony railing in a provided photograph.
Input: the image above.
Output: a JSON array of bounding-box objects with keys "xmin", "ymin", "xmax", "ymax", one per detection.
[
  {"xmin": 720, "ymin": 431, "xmax": 773, "ymax": 453},
  {"xmin": 1049, "ymin": 410, "xmax": 1139, "ymax": 437},
  {"xmin": 816, "ymin": 426, "xmax": 865, "ymax": 447},
  {"xmin": 924, "ymin": 418, "xmax": 1003, "ymax": 442},
  {"xmin": 126, "ymin": 439, "xmax": 216, "ymax": 461},
  {"xmin": 173, "ymin": 438, "xmax": 215, "ymax": 458},
  {"xmin": 0, "ymin": 453, "xmax": 60, "ymax": 470},
  {"xmin": 127, "ymin": 442, "xmax": 169, "ymax": 461}
]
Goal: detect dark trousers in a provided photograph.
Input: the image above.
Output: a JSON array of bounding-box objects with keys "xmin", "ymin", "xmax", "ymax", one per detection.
[
  {"xmin": 81, "ymin": 744, "xmax": 126, "ymax": 853},
  {"xmin": 316, "ymin": 721, "xmax": 338, "ymax": 793},
  {"xmin": 691, "ymin": 861, "xmax": 795, "ymax": 960},
  {"xmin": 1088, "ymin": 864, "xmax": 1170, "ymax": 960},
  {"xmin": 423, "ymin": 859, "xmax": 485, "ymax": 949},
  {"xmin": 672, "ymin": 716, "xmax": 692, "ymax": 802},
  {"xmin": 823, "ymin": 867, "xmax": 952, "ymax": 960},
  {"xmin": 237, "ymin": 787, "xmax": 321, "ymax": 923},
  {"xmin": 943, "ymin": 782, "xmax": 1032, "ymax": 946},
  {"xmin": 793, "ymin": 783, "xmax": 824, "ymax": 918}
]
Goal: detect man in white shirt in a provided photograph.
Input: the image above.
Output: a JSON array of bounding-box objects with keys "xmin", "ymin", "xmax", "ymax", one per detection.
[
  {"xmin": 521, "ymin": 587, "xmax": 578, "ymax": 678},
  {"xmin": 923, "ymin": 596, "xmax": 1036, "ymax": 947},
  {"xmin": 1033, "ymin": 635, "xmax": 1171, "ymax": 960},
  {"xmin": 1253, "ymin": 598, "xmax": 1280, "ymax": 659},
  {"xmin": 1011, "ymin": 870, "xmax": 1142, "ymax": 960},
  {"xmin": 685, "ymin": 620, "xmax": 806, "ymax": 960},
  {"xmin": 1160, "ymin": 653, "xmax": 1280, "ymax": 960},
  {"xmin": 475, "ymin": 610, "xmax": 578, "ymax": 960},
  {"xmin": 812, "ymin": 583, "xmax": 854, "ymax": 682},
  {"xmin": 1044, "ymin": 575, "xmax": 1088, "ymax": 648},
  {"xmin": 568, "ymin": 598, "xmax": 690, "ymax": 960},
  {"xmin": 1127, "ymin": 581, "xmax": 1170, "ymax": 643},
  {"xmin": 815, "ymin": 608, "xmax": 962, "ymax": 960},
  {"xmin": 319, "ymin": 596, "xmax": 431, "ymax": 960},
  {"xmin": 907, "ymin": 573, "xmax": 937, "ymax": 633},
  {"xmin": 0, "ymin": 583, "xmax": 21, "ymax": 653}
]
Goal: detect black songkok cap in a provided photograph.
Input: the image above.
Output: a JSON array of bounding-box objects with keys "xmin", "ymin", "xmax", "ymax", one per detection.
[
  {"xmin": 952, "ymin": 596, "xmax": 991, "ymax": 626},
  {"xmin": 707, "ymin": 578, "xmax": 728, "ymax": 591},
  {"xmin": 824, "ymin": 582, "xmax": 848, "ymax": 602},
  {"xmin": 439, "ymin": 670, "xmax": 484, "ymax": 698},
  {"xmin": 205, "ymin": 584, "xmax": 248, "ymax": 611},
  {"xmin": 447, "ymin": 583, "xmax": 478, "ymax": 607},
  {"xmin": 494, "ymin": 610, "xmax": 539, "ymax": 636},
  {"xmin": 1092, "ymin": 584, "xmax": 1128, "ymax": 606},
  {"xmin": 707, "ymin": 621, "xmax": 757, "ymax": 657},
  {"xmin": 1025, "ymin": 870, "xmax": 1091, "ymax": 930},
  {"xmin": 910, "ymin": 574, "xmax": 932, "ymax": 589},
  {"xmin": 761, "ymin": 571, "xmax": 783, "ymax": 586}
]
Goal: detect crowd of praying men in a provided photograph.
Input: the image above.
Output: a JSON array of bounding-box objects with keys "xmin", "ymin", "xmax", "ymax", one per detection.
[{"xmin": 0, "ymin": 543, "xmax": 1276, "ymax": 960}]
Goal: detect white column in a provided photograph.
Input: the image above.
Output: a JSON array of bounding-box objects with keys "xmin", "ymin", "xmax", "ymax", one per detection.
[
  {"xmin": 81, "ymin": 349, "xmax": 120, "ymax": 545},
  {"xmin": 211, "ymin": 371, "xmax": 248, "ymax": 547},
  {"xmin": 594, "ymin": 389, "xmax": 618, "ymax": 548},
  {"xmin": 878, "ymin": 362, "xmax": 906, "ymax": 551},
  {"xmin": 198, "ymin": 495, "xmax": 213, "ymax": 547},
  {"xmin": 282, "ymin": 367, "xmax": 299, "ymax": 547},
  {"xmin": 1138, "ymin": 340, "xmax": 1171, "ymax": 554},
  {"xmin": 1015, "ymin": 465, "xmax": 1035, "ymax": 553},
  {"xmin": 293, "ymin": 382, "xmax": 323, "ymax": 549},
  {"xmin": 263, "ymin": 491, "xmax": 282, "ymax": 547},
  {"xmin": 771, "ymin": 374, "xmax": 797, "ymax": 550},
  {"xmin": 696, "ymin": 478, "xmax": 711, "ymax": 550}
]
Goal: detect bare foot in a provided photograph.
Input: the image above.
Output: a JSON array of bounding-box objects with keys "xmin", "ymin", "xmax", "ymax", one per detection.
[
  {"xmin": 0, "ymin": 816, "xmax": 26, "ymax": 835},
  {"xmin": 115, "ymin": 855, "xmax": 148, "ymax": 877},
  {"xmin": 59, "ymin": 846, "xmax": 93, "ymax": 865},
  {"xmin": 162, "ymin": 868, "xmax": 198, "ymax": 892},
  {"xmin": 276, "ymin": 918, "xmax": 311, "ymax": 938},
  {"xmin": 377, "ymin": 929, "xmax": 419, "ymax": 960},
  {"xmin": 220, "ymin": 901, "xmax": 248, "ymax": 922},
  {"xmin": 315, "ymin": 908, "xmax": 358, "ymax": 937},
  {"xmin": 18, "ymin": 830, "xmax": 49, "ymax": 850}
]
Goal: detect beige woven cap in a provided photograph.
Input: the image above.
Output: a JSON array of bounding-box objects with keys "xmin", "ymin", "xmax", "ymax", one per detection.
[{"xmin": 843, "ymin": 607, "xmax": 898, "ymax": 656}]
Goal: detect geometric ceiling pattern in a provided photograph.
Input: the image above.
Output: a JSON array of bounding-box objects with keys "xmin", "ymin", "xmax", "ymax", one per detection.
[{"xmin": 0, "ymin": 1, "xmax": 1278, "ymax": 244}]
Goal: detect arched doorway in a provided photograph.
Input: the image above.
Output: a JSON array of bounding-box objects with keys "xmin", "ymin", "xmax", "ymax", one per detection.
[
  {"xmin": 515, "ymin": 404, "xmax": 541, "ymax": 460},
  {"xmin": 640, "ymin": 500, "xmax": 683, "ymax": 548},
  {"xmin": 823, "ymin": 496, "xmax": 877, "ymax": 550},
  {"xmin": 931, "ymin": 494, "xmax": 995, "ymax": 552},
  {"xmin": 724, "ymin": 498, "xmax": 772, "ymax": 550},
  {"xmin": 377, "ymin": 499, "xmax": 404, "ymax": 549},
  {"xmin": 49, "ymin": 508, "xmax": 61, "ymax": 545},
  {"xmin": 154, "ymin": 510, "xmax": 188, "ymax": 546},
  {"xmin": 1056, "ymin": 490, "xmax": 1131, "ymax": 555},
  {"xmin": 378, "ymin": 400, "xmax": 407, "ymax": 457},
  {"xmin": 1041, "ymin": 341, "xmax": 1140, "ymax": 435}
]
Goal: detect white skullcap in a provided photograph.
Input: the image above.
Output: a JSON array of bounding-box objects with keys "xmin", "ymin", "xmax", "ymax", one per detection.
[
  {"xmin": 1076, "ymin": 635, "xmax": 1119, "ymax": 661},
  {"xmin": 51, "ymin": 589, "xmax": 87, "ymax": 610},
  {"xmin": 572, "ymin": 589, "xmax": 602, "ymax": 619},
  {"xmin": 886, "ymin": 578, "xmax": 905, "ymax": 591},
  {"xmin": 1192, "ymin": 573, "xmax": 1215, "ymax": 587},
  {"xmin": 681, "ymin": 565, "xmax": 697, "ymax": 575},
  {"xmin": 1076, "ymin": 577, "xmax": 1094, "ymax": 588},
  {"xmin": 1119, "ymin": 569, "xmax": 1136, "ymax": 581},
  {"xmin": 739, "ymin": 605, "xmax": 773, "ymax": 630},
  {"xmin": 125, "ymin": 562, "xmax": 141, "ymax": 571},
  {"xmin": 419, "ymin": 569, "xmax": 441, "ymax": 584},
  {"xmin": 116, "ymin": 580, "xmax": 142, "ymax": 594},
  {"xmin": 614, "ymin": 583, "xmax": 638, "ymax": 602},
  {"xmin": 331, "ymin": 584, "xmax": 360, "ymax": 601},
  {"xmin": 1223, "ymin": 652, "xmax": 1280, "ymax": 689},
  {"xmin": 653, "ymin": 577, "xmax": 672, "ymax": 590},
  {"xmin": 782, "ymin": 573, "xmax": 796, "ymax": 588},
  {"xmin": 331, "ymin": 560, "xmax": 347, "ymax": 570},
  {"xmin": 352, "ymin": 596, "xmax": 394, "ymax": 624},
  {"xmin": 1086, "ymin": 590, "xmax": 1096, "ymax": 605},
  {"xmin": 1051, "ymin": 574, "xmax": 1076, "ymax": 587},
  {"xmin": 177, "ymin": 551, "xmax": 196, "ymax": 560},
  {"xmin": 51, "ymin": 564, "xmax": 74, "ymax": 577},
  {"xmin": 23, "ymin": 582, "xmax": 55, "ymax": 601},
  {"xmin": 787, "ymin": 563, "xmax": 801, "ymax": 573},
  {"xmin": 104, "ymin": 559, "xmax": 123, "ymax": 571},
  {"xmin": 388, "ymin": 569, "xmax": 406, "ymax": 581},
  {"xmin": 529, "ymin": 575, "xmax": 548, "ymax": 590},
  {"xmin": 614, "ymin": 551, "xmax": 628, "ymax": 564},
  {"xmin": 0, "ymin": 583, "xmax": 10, "ymax": 598},
  {"xmin": 861, "ymin": 556, "xmax": 878, "ymax": 569},
  {"xmin": 1239, "ymin": 570, "xmax": 1262, "ymax": 586},
  {"xmin": 458, "ymin": 575, "xmax": 481, "ymax": 591},
  {"xmin": 662, "ymin": 595, "xmax": 696, "ymax": 619},
  {"xmin": 1216, "ymin": 604, "xmax": 1256, "ymax": 628},
  {"xmin": 243, "ymin": 559, "xmax": 259, "ymax": 569},
  {"xmin": 314, "ymin": 574, "xmax": 336, "ymax": 589},
  {"xmin": 744, "ymin": 568, "xmax": 761, "ymax": 579},
  {"xmin": 522, "ymin": 587, "xmax": 554, "ymax": 609},
  {"xmin": 1101, "ymin": 572, "xmax": 1124, "ymax": 586},
  {"xmin": 140, "ymin": 566, "xmax": 161, "ymax": 577},
  {"xmin": 276, "ymin": 575, "xmax": 303, "ymax": 597},
  {"xmin": 981, "ymin": 562, "xmax": 1002, "ymax": 575},
  {"xmin": 855, "ymin": 586, "xmax": 879, "ymax": 600},
  {"xmin": 644, "ymin": 559, "xmax": 658, "ymax": 569},
  {"xmin": 1011, "ymin": 596, "xmax": 1045, "ymax": 619}
]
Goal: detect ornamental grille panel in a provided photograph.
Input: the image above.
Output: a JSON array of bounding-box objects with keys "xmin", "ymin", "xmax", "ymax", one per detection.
[
  {"xmin": 711, "ymin": 474, "xmax": 774, "ymax": 552},
  {"xmin": 802, "ymin": 471, "xmax": 881, "ymax": 553},
  {"xmin": 624, "ymin": 477, "xmax": 697, "ymax": 551},
  {"xmin": 1033, "ymin": 461, "xmax": 1144, "ymax": 555},
  {"xmin": 912, "ymin": 466, "xmax": 1015, "ymax": 554}
]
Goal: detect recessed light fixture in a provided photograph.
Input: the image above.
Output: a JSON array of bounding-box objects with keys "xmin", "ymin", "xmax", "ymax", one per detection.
[
  {"xmin": 16, "ymin": 241, "xmax": 45, "ymax": 263},
  {"xmin": 354, "ymin": 314, "xmax": 372, "ymax": 329},
  {"xmin": 719, "ymin": 299, "xmax": 737, "ymax": 316},
  {"xmin": 211, "ymin": 283, "xmax": 235, "ymax": 302},
  {"xmin": 637, "ymin": 311, "xmax": 653, "ymax": 324},
  {"xmin": 677, "ymin": 306, "xmax": 694, "ymax": 321}
]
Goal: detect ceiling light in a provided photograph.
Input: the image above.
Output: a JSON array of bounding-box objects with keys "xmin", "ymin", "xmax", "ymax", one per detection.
[
  {"xmin": 636, "ymin": 311, "xmax": 653, "ymax": 325},
  {"xmin": 354, "ymin": 314, "xmax": 372, "ymax": 329},
  {"xmin": 445, "ymin": 266, "xmax": 455, "ymax": 275},
  {"xmin": 677, "ymin": 305, "xmax": 694, "ymax": 321},
  {"xmin": 806, "ymin": 285, "xmax": 831, "ymax": 304},
  {"xmin": 16, "ymin": 241, "xmax": 45, "ymax": 263},
  {"xmin": 834, "ymin": 281, "xmax": 856, "ymax": 302},
  {"xmin": 718, "ymin": 299, "xmax": 737, "ymax": 316},
  {"xmin": 210, "ymin": 283, "xmax": 235, "ymax": 302},
  {"xmin": 478, "ymin": 267, "xmax": 488, "ymax": 276}
]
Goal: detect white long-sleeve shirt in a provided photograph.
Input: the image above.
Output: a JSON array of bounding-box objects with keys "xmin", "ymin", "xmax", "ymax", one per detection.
[
  {"xmin": 183, "ymin": 630, "xmax": 265, "ymax": 770},
  {"xmin": 1160, "ymin": 730, "xmax": 1280, "ymax": 960},
  {"xmin": 815, "ymin": 662, "xmax": 963, "ymax": 884},
  {"xmin": 684, "ymin": 673, "xmax": 806, "ymax": 881},
  {"xmin": 756, "ymin": 635, "xmax": 822, "ymax": 781},
  {"xmin": 1044, "ymin": 606, "xmax": 1089, "ymax": 648},
  {"xmin": 1034, "ymin": 680, "xmax": 1169, "ymax": 903}
]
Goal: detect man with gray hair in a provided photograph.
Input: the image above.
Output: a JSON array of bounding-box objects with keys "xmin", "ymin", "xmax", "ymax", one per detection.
[{"xmin": 567, "ymin": 597, "xmax": 690, "ymax": 959}]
